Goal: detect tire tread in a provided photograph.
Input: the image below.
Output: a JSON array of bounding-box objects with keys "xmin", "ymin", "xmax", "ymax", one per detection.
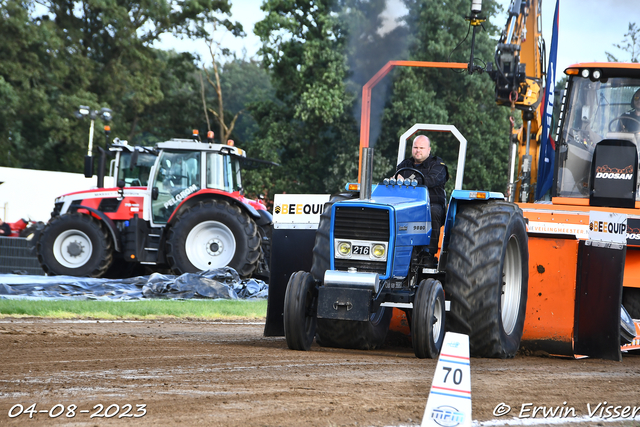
[{"xmin": 445, "ymin": 200, "xmax": 528, "ymax": 358}]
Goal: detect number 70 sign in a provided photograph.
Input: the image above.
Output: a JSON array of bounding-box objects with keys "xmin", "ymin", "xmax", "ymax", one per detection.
[{"xmin": 421, "ymin": 333, "xmax": 472, "ymax": 427}]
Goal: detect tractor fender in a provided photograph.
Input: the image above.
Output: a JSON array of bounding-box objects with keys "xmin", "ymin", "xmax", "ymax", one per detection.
[
  {"xmin": 167, "ymin": 191, "xmax": 266, "ymax": 226},
  {"xmin": 440, "ymin": 190, "xmax": 505, "ymax": 257},
  {"xmin": 255, "ymin": 209, "xmax": 273, "ymax": 227},
  {"xmin": 67, "ymin": 205, "xmax": 122, "ymax": 252}
]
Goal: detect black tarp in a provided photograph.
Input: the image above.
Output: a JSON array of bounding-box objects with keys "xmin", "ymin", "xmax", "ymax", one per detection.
[{"xmin": 0, "ymin": 267, "xmax": 268, "ymax": 300}]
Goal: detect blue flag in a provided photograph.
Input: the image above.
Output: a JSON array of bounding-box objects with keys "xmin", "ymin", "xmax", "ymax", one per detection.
[{"xmin": 535, "ymin": 0, "xmax": 559, "ymax": 201}]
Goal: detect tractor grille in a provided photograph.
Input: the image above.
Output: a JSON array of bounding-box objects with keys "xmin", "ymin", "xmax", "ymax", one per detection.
[
  {"xmin": 52, "ymin": 202, "xmax": 63, "ymax": 217},
  {"xmin": 334, "ymin": 259, "xmax": 387, "ymax": 275},
  {"xmin": 334, "ymin": 206, "xmax": 390, "ymax": 240},
  {"xmin": 333, "ymin": 206, "xmax": 389, "ymax": 275},
  {"xmin": 98, "ymin": 198, "xmax": 122, "ymax": 213}
]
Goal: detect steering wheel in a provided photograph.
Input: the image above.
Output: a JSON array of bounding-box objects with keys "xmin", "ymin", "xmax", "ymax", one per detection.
[
  {"xmin": 396, "ymin": 167, "xmax": 426, "ymax": 185},
  {"xmin": 163, "ymin": 173, "xmax": 188, "ymax": 188},
  {"xmin": 608, "ymin": 115, "xmax": 640, "ymax": 132}
]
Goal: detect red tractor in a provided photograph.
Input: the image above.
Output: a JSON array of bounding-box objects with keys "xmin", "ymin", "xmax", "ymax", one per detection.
[{"xmin": 34, "ymin": 134, "xmax": 273, "ymax": 279}]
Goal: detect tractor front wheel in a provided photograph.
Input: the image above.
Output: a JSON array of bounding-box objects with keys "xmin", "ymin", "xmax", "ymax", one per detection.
[
  {"xmin": 166, "ymin": 200, "xmax": 260, "ymax": 277},
  {"xmin": 284, "ymin": 271, "xmax": 317, "ymax": 351},
  {"xmin": 412, "ymin": 278, "xmax": 445, "ymax": 359},
  {"xmin": 36, "ymin": 213, "xmax": 113, "ymax": 277}
]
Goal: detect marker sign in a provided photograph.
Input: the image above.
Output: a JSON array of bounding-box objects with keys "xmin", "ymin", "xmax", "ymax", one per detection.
[{"xmin": 422, "ymin": 332, "xmax": 471, "ymax": 427}]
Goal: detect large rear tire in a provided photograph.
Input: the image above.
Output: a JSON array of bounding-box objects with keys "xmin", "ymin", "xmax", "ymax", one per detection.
[
  {"xmin": 444, "ymin": 201, "xmax": 528, "ymax": 358},
  {"xmin": 311, "ymin": 194, "xmax": 391, "ymax": 350},
  {"xmin": 412, "ymin": 278, "xmax": 445, "ymax": 359},
  {"xmin": 252, "ymin": 224, "xmax": 272, "ymax": 281},
  {"xmin": 36, "ymin": 213, "xmax": 113, "ymax": 277},
  {"xmin": 284, "ymin": 271, "xmax": 317, "ymax": 351},
  {"xmin": 310, "ymin": 193, "xmax": 353, "ymax": 282},
  {"xmin": 166, "ymin": 200, "xmax": 260, "ymax": 277}
]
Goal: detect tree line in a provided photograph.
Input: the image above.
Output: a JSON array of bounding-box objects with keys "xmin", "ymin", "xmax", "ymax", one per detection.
[{"xmin": 2, "ymin": 0, "xmax": 592, "ymax": 200}]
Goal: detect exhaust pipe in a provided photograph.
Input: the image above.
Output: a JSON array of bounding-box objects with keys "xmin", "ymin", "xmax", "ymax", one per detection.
[{"xmin": 360, "ymin": 147, "xmax": 374, "ymax": 200}]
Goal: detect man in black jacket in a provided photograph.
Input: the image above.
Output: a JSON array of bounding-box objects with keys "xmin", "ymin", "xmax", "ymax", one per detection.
[
  {"xmin": 395, "ymin": 135, "xmax": 449, "ymax": 267},
  {"xmin": 617, "ymin": 88, "xmax": 640, "ymax": 133}
]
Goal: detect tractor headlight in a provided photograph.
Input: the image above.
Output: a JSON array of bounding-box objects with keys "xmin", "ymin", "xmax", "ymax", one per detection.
[
  {"xmin": 372, "ymin": 244, "xmax": 386, "ymax": 258},
  {"xmin": 338, "ymin": 241, "xmax": 351, "ymax": 255}
]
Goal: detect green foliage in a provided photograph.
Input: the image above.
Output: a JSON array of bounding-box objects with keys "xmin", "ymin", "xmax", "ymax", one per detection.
[
  {"xmin": 0, "ymin": 298, "xmax": 267, "ymax": 319},
  {"xmin": 1, "ymin": 0, "xmax": 516, "ymax": 201},
  {"xmin": 0, "ymin": 0, "xmax": 240, "ymax": 172},
  {"xmin": 251, "ymin": 0, "xmax": 358, "ymax": 195},
  {"xmin": 606, "ymin": 22, "xmax": 640, "ymax": 63},
  {"xmin": 377, "ymin": 0, "xmax": 511, "ymax": 194},
  {"xmin": 252, "ymin": 0, "xmax": 512, "ymax": 197}
]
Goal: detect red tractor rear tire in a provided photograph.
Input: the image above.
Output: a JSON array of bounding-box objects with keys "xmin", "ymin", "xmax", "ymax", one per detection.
[{"xmin": 166, "ymin": 200, "xmax": 261, "ymax": 277}]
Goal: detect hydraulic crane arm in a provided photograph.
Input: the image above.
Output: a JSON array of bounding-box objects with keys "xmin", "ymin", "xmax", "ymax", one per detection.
[{"xmin": 487, "ymin": 0, "xmax": 545, "ymax": 202}]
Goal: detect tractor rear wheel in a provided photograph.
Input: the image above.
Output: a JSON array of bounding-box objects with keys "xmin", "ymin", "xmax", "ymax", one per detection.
[
  {"xmin": 412, "ymin": 278, "xmax": 445, "ymax": 359},
  {"xmin": 310, "ymin": 193, "xmax": 391, "ymax": 350},
  {"xmin": 36, "ymin": 213, "xmax": 113, "ymax": 277},
  {"xmin": 444, "ymin": 201, "xmax": 528, "ymax": 358},
  {"xmin": 310, "ymin": 194, "xmax": 351, "ymax": 282},
  {"xmin": 166, "ymin": 200, "xmax": 260, "ymax": 277},
  {"xmin": 284, "ymin": 271, "xmax": 317, "ymax": 351}
]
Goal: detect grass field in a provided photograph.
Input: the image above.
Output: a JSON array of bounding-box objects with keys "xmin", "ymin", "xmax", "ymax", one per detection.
[{"xmin": 0, "ymin": 298, "xmax": 268, "ymax": 320}]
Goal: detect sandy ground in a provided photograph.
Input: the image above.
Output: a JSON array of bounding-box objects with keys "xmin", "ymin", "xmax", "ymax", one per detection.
[{"xmin": 1, "ymin": 318, "xmax": 640, "ymax": 427}]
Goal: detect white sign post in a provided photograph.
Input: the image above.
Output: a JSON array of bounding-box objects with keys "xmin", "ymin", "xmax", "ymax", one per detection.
[{"xmin": 422, "ymin": 332, "xmax": 472, "ymax": 427}]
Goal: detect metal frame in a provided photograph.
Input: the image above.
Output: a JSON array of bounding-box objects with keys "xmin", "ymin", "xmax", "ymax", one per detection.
[{"xmin": 397, "ymin": 124, "xmax": 468, "ymax": 191}]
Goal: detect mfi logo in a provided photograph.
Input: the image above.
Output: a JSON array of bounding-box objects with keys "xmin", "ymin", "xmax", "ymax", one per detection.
[
  {"xmin": 595, "ymin": 164, "xmax": 634, "ymax": 180},
  {"xmin": 431, "ymin": 405, "xmax": 464, "ymax": 427},
  {"xmin": 274, "ymin": 203, "xmax": 324, "ymax": 215}
]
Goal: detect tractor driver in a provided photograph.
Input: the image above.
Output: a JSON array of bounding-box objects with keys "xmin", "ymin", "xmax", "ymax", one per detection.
[
  {"xmin": 395, "ymin": 135, "xmax": 449, "ymax": 267},
  {"xmin": 617, "ymin": 88, "xmax": 640, "ymax": 133}
]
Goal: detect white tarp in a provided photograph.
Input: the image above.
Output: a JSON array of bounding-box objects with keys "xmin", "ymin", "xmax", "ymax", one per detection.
[{"xmin": 0, "ymin": 167, "xmax": 103, "ymax": 222}]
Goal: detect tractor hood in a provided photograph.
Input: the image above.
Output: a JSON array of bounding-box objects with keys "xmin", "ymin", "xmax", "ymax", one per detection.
[{"xmin": 330, "ymin": 184, "xmax": 432, "ymax": 279}]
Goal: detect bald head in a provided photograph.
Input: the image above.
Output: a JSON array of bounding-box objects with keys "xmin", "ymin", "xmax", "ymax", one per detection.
[{"xmin": 412, "ymin": 135, "xmax": 431, "ymax": 163}]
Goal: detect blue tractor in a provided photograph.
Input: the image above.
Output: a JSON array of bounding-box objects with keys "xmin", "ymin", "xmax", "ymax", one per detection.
[{"xmin": 279, "ymin": 124, "xmax": 529, "ymax": 358}]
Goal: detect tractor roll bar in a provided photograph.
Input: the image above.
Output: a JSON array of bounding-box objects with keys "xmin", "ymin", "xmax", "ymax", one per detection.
[
  {"xmin": 397, "ymin": 124, "xmax": 467, "ymax": 191},
  {"xmin": 358, "ymin": 60, "xmax": 468, "ymax": 182}
]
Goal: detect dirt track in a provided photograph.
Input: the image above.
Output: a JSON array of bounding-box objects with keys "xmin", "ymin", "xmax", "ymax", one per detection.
[{"xmin": 1, "ymin": 318, "xmax": 640, "ymax": 427}]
